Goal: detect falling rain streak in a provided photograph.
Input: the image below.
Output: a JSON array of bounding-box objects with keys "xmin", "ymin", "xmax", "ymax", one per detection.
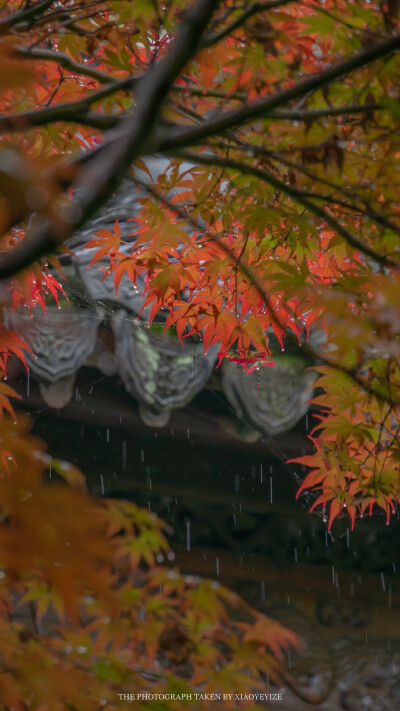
[{"xmin": 186, "ymin": 521, "xmax": 191, "ymax": 552}]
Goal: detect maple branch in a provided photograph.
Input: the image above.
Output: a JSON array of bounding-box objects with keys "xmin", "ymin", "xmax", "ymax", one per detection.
[
  {"xmin": 137, "ymin": 176, "xmax": 284, "ymax": 322},
  {"xmin": 172, "ymin": 83, "xmax": 247, "ymax": 100},
  {"xmin": 209, "ymin": 137, "xmax": 400, "ymax": 236},
  {"xmin": 175, "ymin": 149, "xmax": 400, "ymax": 270},
  {"xmin": 1, "ymin": 101, "xmax": 381, "ymax": 142},
  {"xmin": 296, "ymin": 343, "xmax": 400, "ymax": 409},
  {"xmin": 200, "ymin": 0, "xmax": 294, "ymax": 48},
  {"xmin": 265, "ymin": 103, "xmax": 382, "ymax": 121},
  {"xmin": 0, "ymin": 76, "xmax": 140, "ymax": 133},
  {"xmin": 0, "ymin": 108, "xmax": 120, "ymax": 133},
  {"xmin": 138, "ymin": 179, "xmax": 399, "ymax": 408},
  {"xmin": 0, "ymin": 0, "xmax": 220, "ymax": 278},
  {"xmin": 14, "ymin": 46, "xmax": 115, "ymax": 85},
  {"xmin": 25, "ymin": 101, "xmax": 379, "ymax": 138},
  {"xmin": 0, "ymin": 0, "xmax": 53, "ymax": 34},
  {"xmin": 159, "ymin": 33, "xmax": 400, "ymax": 149},
  {"xmin": 16, "ymin": 44, "xmax": 249, "ymax": 99},
  {"xmin": 0, "ymin": 87, "xmax": 248, "ymax": 135}
]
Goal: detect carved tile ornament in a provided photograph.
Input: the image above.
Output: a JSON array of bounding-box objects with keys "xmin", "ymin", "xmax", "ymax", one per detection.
[
  {"xmin": 8, "ymin": 306, "xmax": 101, "ymax": 407},
  {"xmin": 222, "ymin": 354, "xmax": 317, "ymax": 436},
  {"xmin": 112, "ymin": 311, "xmax": 218, "ymax": 426}
]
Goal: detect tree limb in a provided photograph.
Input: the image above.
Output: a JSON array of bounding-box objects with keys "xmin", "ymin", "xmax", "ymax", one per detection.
[
  {"xmin": 14, "ymin": 46, "xmax": 115, "ymax": 85},
  {"xmin": 0, "ymin": 107, "xmax": 120, "ymax": 133},
  {"xmin": 0, "ymin": 75, "xmax": 140, "ymax": 133}
]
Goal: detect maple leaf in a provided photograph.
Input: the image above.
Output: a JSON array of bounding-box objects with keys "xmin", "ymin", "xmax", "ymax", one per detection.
[
  {"xmin": 86, "ymin": 220, "xmax": 121, "ymax": 267},
  {"xmin": 0, "ymin": 324, "xmax": 30, "ymax": 374}
]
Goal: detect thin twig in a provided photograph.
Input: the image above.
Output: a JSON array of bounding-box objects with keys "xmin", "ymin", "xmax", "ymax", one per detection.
[{"xmin": 200, "ymin": 0, "xmax": 294, "ymax": 48}]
